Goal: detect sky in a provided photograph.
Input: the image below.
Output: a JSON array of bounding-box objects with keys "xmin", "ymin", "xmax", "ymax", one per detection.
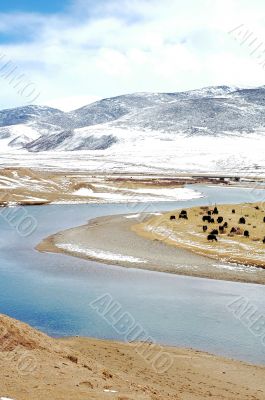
[{"xmin": 0, "ymin": 0, "xmax": 264, "ymax": 111}]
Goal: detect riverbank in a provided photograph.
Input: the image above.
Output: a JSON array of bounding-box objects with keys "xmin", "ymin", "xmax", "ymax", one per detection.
[
  {"xmin": 133, "ymin": 202, "xmax": 265, "ymax": 268},
  {"xmin": 0, "ymin": 166, "xmax": 264, "ymax": 206},
  {"xmin": 1, "ymin": 313, "xmax": 265, "ymax": 400},
  {"xmin": 37, "ymin": 209, "xmax": 265, "ymax": 284},
  {"xmin": 0, "ymin": 167, "xmax": 200, "ymax": 205}
]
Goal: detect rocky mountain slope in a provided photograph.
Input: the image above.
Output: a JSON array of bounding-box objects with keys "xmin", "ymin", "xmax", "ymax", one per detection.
[
  {"xmin": 0, "ymin": 85, "xmax": 264, "ymax": 175},
  {"xmin": 0, "ymin": 85, "xmax": 264, "ymax": 152}
]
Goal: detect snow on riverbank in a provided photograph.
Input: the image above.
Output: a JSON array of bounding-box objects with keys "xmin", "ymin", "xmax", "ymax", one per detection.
[
  {"xmin": 72, "ymin": 187, "xmax": 203, "ymax": 202},
  {"xmin": 57, "ymin": 243, "xmax": 147, "ymax": 264}
]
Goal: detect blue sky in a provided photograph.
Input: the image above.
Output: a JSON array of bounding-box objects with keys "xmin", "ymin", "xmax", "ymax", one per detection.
[
  {"xmin": 0, "ymin": 0, "xmax": 70, "ymax": 44},
  {"xmin": 0, "ymin": 0, "xmax": 69, "ymax": 14},
  {"xmin": 0, "ymin": 0, "xmax": 264, "ymax": 110}
]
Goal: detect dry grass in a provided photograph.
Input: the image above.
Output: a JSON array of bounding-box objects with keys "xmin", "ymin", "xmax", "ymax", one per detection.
[
  {"xmin": 0, "ymin": 167, "xmax": 259, "ymax": 205},
  {"xmin": 0, "ymin": 168, "xmax": 188, "ymax": 205},
  {"xmin": 133, "ymin": 203, "xmax": 265, "ymax": 267}
]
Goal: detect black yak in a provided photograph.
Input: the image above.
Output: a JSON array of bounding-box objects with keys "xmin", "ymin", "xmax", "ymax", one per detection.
[
  {"xmin": 179, "ymin": 214, "xmax": 188, "ymax": 220},
  {"xmin": 217, "ymin": 216, "xmax": 223, "ymax": 223},
  {"xmin": 210, "ymin": 229, "xmax": 218, "ymax": 235},
  {"xmin": 239, "ymin": 217, "xmax": 246, "ymax": 224},
  {"xmin": 203, "ymin": 225, "xmax": 208, "ymax": 232},
  {"xmin": 170, "ymin": 215, "xmax": 175, "ymax": 220},
  {"xmin": 207, "ymin": 234, "xmax": 218, "ymax": 242},
  {"xmin": 244, "ymin": 230, "xmax": 249, "ymax": 237},
  {"xmin": 213, "ymin": 207, "xmax": 219, "ymax": 215}
]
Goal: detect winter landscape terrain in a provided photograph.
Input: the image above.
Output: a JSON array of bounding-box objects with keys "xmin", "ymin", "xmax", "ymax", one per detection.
[
  {"xmin": 2, "ymin": 1, "xmax": 265, "ymax": 399},
  {"xmin": 0, "ymin": 85, "xmax": 265, "ymax": 176}
]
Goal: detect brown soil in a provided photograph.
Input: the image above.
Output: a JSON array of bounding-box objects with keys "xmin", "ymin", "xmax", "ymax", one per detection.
[{"xmin": 1, "ymin": 313, "xmax": 265, "ymax": 400}]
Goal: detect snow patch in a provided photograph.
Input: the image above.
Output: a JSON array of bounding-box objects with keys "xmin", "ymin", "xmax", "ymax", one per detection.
[
  {"xmin": 72, "ymin": 187, "xmax": 202, "ymax": 202},
  {"xmin": 103, "ymin": 389, "xmax": 118, "ymax": 393},
  {"xmin": 125, "ymin": 214, "xmax": 141, "ymax": 219},
  {"xmin": 1, "ymin": 397, "xmax": 15, "ymax": 400},
  {"xmin": 57, "ymin": 243, "xmax": 147, "ymax": 264},
  {"xmin": 73, "ymin": 188, "xmax": 93, "ymax": 196}
]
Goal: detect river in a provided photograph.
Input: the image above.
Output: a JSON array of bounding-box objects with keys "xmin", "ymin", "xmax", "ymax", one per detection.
[{"xmin": 0, "ymin": 184, "xmax": 265, "ymax": 365}]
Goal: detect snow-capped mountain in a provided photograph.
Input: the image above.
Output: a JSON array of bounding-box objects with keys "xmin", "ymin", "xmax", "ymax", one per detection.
[
  {"xmin": 0, "ymin": 85, "xmax": 264, "ymax": 152},
  {"xmin": 0, "ymin": 85, "xmax": 264, "ymax": 176}
]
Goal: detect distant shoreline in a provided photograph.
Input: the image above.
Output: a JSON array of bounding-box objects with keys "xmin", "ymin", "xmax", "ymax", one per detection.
[{"xmin": 1, "ymin": 166, "xmax": 265, "ymax": 206}]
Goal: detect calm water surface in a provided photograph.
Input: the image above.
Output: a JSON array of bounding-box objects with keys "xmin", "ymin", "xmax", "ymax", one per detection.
[{"xmin": 1, "ymin": 185, "xmax": 265, "ymax": 365}]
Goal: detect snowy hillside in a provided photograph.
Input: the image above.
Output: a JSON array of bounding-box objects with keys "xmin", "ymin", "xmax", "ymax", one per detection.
[{"xmin": 0, "ymin": 85, "xmax": 264, "ymax": 175}]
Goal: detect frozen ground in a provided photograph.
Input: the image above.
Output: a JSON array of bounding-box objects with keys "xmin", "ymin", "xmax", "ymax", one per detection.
[{"xmin": 0, "ymin": 168, "xmax": 203, "ymax": 204}]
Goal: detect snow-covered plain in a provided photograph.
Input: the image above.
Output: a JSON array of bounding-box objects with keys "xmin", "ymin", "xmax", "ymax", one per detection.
[{"xmin": 0, "ymin": 131, "xmax": 264, "ymax": 177}]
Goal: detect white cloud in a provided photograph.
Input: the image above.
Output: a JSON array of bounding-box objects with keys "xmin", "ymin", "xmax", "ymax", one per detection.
[{"xmin": 0, "ymin": 0, "xmax": 264, "ymax": 110}]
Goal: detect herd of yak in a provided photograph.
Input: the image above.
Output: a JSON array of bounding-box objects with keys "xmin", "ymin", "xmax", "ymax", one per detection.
[{"xmin": 170, "ymin": 206, "xmax": 265, "ymax": 244}]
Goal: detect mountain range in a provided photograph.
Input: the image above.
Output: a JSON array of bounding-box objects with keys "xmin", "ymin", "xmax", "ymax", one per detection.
[{"xmin": 0, "ymin": 85, "xmax": 265, "ymax": 153}]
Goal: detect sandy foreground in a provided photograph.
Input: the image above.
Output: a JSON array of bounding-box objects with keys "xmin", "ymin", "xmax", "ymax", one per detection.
[
  {"xmin": 1, "ymin": 313, "xmax": 265, "ymax": 400},
  {"xmin": 37, "ymin": 210, "xmax": 265, "ymax": 284}
]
